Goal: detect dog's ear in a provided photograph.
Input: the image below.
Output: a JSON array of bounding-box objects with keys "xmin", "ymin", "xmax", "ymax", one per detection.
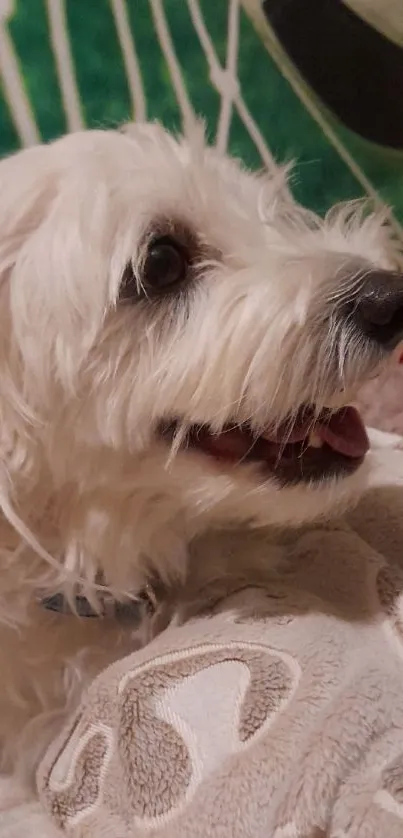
[
  {"xmin": 0, "ymin": 143, "xmax": 60, "ymax": 431},
  {"xmin": 0, "ymin": 143, "xmax": 57, "ymax": 280},
  {"xmin": 1, "ymin": 136, "xmax": 116, "ymax": 403}
]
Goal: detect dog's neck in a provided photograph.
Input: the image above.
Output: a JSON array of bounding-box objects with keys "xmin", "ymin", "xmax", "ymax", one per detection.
[{"xmin": 0, "ymin": 417, "xmax": 287, "ymax": 613}]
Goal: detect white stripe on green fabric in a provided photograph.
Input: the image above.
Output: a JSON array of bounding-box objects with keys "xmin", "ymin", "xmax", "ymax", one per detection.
[
  {"xmin": 150, "ymin": 0, "xmax": 196, "ymax": 134},
  {"xmin": 0, "ymin": 0, "xmax": 40, "ymax": 145},
  {"xmin": 187, "ymin": 0, "xmax": 278, "ymax": 172},
  {"xmin": 109, "ymin": 0, "xmax": 147, "ymax": 123},
  {"xmin": 215, "ymin": 0, "xmax": 240, "ymax": 155},
  {"xmin": 45, "ymin": 0, "xmax": 84, "ymax": 132}
]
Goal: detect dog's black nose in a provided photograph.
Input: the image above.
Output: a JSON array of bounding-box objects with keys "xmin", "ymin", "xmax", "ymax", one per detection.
[{"xmin": 354, "ymin": 270, "xmax": 403, "ymax": 349}]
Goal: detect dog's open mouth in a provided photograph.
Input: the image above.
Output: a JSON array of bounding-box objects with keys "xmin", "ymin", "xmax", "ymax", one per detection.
[{"xmin": 162, "ymin": 405, "xmax": 369, "ymax": 484}]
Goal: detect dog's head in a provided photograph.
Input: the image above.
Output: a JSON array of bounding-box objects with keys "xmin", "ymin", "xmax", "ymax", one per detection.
[{"xmin": 0, "ymin": 124, "xmax": 402, "ymax": 547}]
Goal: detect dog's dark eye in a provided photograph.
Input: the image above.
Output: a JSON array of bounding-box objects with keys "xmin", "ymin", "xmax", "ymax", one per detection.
[
  {"xmin": 144, "ymin": 236, "xmax": 188, "ymax": 291},
  {"xmin": 121, "ymin": 235, "xmax": 189, "ymax": 301}
]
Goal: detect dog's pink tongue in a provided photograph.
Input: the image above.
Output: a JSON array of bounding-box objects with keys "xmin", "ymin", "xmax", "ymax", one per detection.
[
  {"xmin": 317, "ymin": 406, "xmax": 369, "ymax": 458},
  {"xmin": 267, "ymin": 417, "xmax": 313, "ymax": 444},
  {"xmin": 196, "ymin": 428, "xmax": 253, "ymax": 460}
]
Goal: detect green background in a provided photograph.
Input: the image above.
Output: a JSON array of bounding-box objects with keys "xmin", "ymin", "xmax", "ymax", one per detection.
[{"xmin": 1, "ymin": 0, "xmax": 402, "ymax": 222}]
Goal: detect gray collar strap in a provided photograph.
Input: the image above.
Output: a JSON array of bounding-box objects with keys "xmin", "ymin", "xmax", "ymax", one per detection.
[{"xmin": 41, "ymin": 585, "xmax": 157, "ymax": 621}]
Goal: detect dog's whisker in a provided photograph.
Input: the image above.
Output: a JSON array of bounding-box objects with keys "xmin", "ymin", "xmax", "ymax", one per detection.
[{"xmin": 165, "ymin": 423, "xmax": 189, "ymax": 468}]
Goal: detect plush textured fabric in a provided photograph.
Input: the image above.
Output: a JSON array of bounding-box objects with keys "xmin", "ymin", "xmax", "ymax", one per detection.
[
  {"xmin": 359, "ymin": 365, "xmax": 403, "ymax": 437},
  {"xmin": 0, "ymin": 778, "xmax": 59, "ymax": 838},
  {"xmin": 31, "ymin": 436, "xmax": 403, "ymax": 838}
]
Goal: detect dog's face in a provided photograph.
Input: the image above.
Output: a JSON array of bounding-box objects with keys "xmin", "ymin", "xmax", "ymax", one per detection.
[{"xmin": 1, "ymin": 124, "xmax": 403, "ymax": 540}]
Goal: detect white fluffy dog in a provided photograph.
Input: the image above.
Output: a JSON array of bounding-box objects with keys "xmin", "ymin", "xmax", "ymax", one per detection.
[{"xmin": 0, "ymin": 122, "xmax": 402, "ymax": 777}]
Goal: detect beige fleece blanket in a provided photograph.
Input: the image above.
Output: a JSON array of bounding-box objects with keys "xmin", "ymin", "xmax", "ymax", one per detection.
[{"xmin": 4, "ymin": 432, "xmax": 403, "ymax": 837}]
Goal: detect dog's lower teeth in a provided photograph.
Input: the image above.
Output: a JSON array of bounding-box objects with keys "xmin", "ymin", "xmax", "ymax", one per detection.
[{"xmin": 308, "ymin": 431, "xmax": 323, "ymax": 449}]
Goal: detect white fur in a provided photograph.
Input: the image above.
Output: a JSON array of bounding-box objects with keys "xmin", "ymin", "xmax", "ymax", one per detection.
[{"xmin": 0, "ymin": 122, "xmax": 400, "ymax": 778}]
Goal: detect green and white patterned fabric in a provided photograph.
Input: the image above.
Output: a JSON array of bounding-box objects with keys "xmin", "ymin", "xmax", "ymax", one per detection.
[{"xmin": 0, "ymin": 0, "xmax": 402, "ymax": 230}]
